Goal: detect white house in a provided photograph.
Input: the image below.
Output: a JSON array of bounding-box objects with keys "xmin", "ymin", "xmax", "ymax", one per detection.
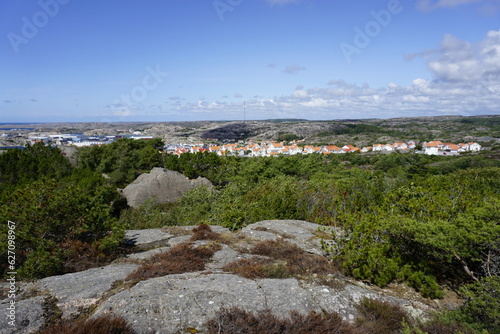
[
  {"xmin": 468, "ymin": 142, "xmax": 482, "ymax": 152},
  {"xmin": 424, "ymin": 142, "xmax": 439, "ymax": 155}
]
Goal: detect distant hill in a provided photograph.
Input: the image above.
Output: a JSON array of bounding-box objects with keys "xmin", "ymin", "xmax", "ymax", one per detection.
[{"xmin": 4, "ymin": 115, "xmax": 499, "ymax": 145}]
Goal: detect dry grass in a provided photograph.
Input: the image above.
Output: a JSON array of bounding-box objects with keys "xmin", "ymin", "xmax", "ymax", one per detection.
[
  {"xmin": 224, "ymin": 239, "xmax": 340, "ymax": 281},
  {"xmin": 354, "ymin": 297, "xmax": 412, "ymax": 334},
  {"xmin": 190, "ymin": 223, "xmax": 221, "ymax": 241},
  {"xmin": 223, "ymin": 258, "xmax": 270, "ymax": 279},
  {"xmin": 286, "ymin": 253, "xmax": 335, "ymax": 276},
  {"xmin": 205, "ymin": 307, "xmax": 361, "ymax": 334},
  {"xmin": 125, "ymin": 242, "xmax": 220, "ymax": 281},
  {"xmin": 251, "ymin": 238, "xmax": 303, "ymax": 259},
  {"xmin": 38, "ymin": 315, "xmax": 136, "ymax": 334}
]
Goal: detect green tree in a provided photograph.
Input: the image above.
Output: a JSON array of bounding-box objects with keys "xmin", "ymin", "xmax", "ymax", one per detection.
[
  {"xmin": 75, "ymin": 138, "xmax": 165, "ymax": 187},
  {"xmin": 0, "ymin": 143, "xmax": 72, "ymax": 196},
  {"xmin": 451, "ymin": 276, "xmax": 500, "ymax": 333}
]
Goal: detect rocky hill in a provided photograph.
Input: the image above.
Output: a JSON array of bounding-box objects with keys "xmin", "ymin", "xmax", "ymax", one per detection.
[
  {"xmin": 2, "ymin": 115, "xmax": 499, "ymax": 146},
  {"xmin": 2, "ymin": 220, "xmax": 460, "ymax": 334}
]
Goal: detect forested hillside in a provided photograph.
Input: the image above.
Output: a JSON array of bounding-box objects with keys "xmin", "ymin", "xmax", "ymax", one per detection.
[{"xmin": 1, "ymin": 139, "xmax": 499, "ymax": 333}]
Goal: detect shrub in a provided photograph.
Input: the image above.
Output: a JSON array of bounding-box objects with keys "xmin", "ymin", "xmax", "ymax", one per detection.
[
  {"xmin": 118, "ymin": 199, "xmax": 178, "ymax": 229},
  {"xmin": 205, "ymin": 307, "xmax": 359, "ymax": 334},
  {"xmin": 286, "ymin": 253, "xmax": 336, "ymax": 276},
  {"xmin": 39, "ymin": 315, "xmax": 136, "ymax": 334},
  {"xmin": 126, "ymin": 242, "xmax": 220, "ymax": 281},
  {"xmin": 222, "ymin": 258, "xmax": 269, "ymax": 279},
  {"xmin": 224, "ymin": 239, "xmax": 338, "ymax": 280},
  {"xmin": 416, "ymin": 321, "xmax": 475, "ymax": 334},
  {"xmin": 251, "ymin": 239, "xmax": 304, "ymax": 260},
  {"xmin": 355, "ymin": 297, "xmax": 412, "ymax": 334},
  {"xmin": 190, "ymin": 224, "xmax": 221, "ymax": 241},
  {"xmin": 0, "ymin": 178, "xmax": 125, "ymax": 279},
  {"xmin": 442, "ymin": 276, "xmax": 500, "ymax": 334}
]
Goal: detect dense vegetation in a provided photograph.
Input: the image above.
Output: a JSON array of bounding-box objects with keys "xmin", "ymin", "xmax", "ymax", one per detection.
[
  {"xmin": 0, "ymin": 143, "xmax": 128, "ymax": 278},
  {"xmin": 1, "ymin": 137, "xmax": 499, "ymax": 332}
]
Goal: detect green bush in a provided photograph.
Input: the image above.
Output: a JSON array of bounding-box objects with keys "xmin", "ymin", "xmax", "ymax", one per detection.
[
  {"xmin": 446, "ymin": 276, "xmax": 500, "ymax": 333},
  {"xmin": 0, "ymin": 177, "xmax": 124, "ymax": 279},
  {"xmin": 118, "ymin": 198, "xmax": 178, "ymax": 229}
]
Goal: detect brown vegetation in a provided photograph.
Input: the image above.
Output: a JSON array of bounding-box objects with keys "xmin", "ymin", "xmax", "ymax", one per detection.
[
  {"xmin": 223, "ymin": 258, "xmax": 276, "ymax": 279},
  {"xmin": 251, "ymin": 238, "xmax": 303, "ymax": 259},
  {"xmin": 354, "ymin": 298, "xmax": 412, "ymax": 334},
  {"xmin": 205, "ymin": 307, "xmax": 359, "ymax": 334},
  {"xmin": 224, "ymin": 239, "xmax": 340, "ymax": 281},
  {"xmin": 38, "ymin": 315, "xmax": 136, "ymax": 334},
  {"xmin": 126, "ymin": 242, "xmax": 220, "ymax": 281},
  {"xmin": 190, "ymin": 223, "xmax": 221, "ymax": 241}
]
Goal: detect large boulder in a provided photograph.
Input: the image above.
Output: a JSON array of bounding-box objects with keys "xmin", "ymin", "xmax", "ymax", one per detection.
[{"xmin": 122, "ymin": 168, "xmax": 212, "ymax": 208}]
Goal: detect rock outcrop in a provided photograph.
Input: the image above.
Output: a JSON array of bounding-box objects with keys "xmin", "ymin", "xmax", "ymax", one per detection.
[
  {"xmin": 2, "ymin": 220, "xmax": 444, "ymax": 334},
  {"xmin": 121, "ymin": 168, "xmax": 212, "ymax": 208}
]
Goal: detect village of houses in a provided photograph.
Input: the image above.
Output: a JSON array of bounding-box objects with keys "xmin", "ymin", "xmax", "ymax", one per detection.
[
  {"xmin": 14, "ymin": 131, "xmax": 483, "ymax": 157},
  {"xmin": 170, "ymin": 140, "xmax": 482, "ymax": 157}
]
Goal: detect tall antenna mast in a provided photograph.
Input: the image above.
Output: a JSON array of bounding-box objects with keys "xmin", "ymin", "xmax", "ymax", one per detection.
[{"xmin": 243, "ymin": 100, "xmax": 246, "ymax": 123}]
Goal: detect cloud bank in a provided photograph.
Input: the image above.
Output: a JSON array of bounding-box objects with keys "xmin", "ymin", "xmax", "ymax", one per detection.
[{"xmin": 101, "ymin": 30, "xmax": 499, "ymax": 120}]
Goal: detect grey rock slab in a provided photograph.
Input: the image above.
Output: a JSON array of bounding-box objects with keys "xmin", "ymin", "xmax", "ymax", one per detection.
[
  {"xmin": 206, "ymin": 245, "xmax": 246, "ymax": 270},
  {"xmin": 27, "ymin": 263, "xmax": 139, "ymax": 318},
  {"xmin": 238, "ymin": 229, "xmax": 280, "ymax": 241},
  {"xmin": 126, "ymin": 247, "xmax": 171, "ymax": 261},
  {"xmin": 307, "ymin": 283, "xmax": 380, "ymax": 322},
  {"xmin": 256, "ymin": 278, "xmax": 318, "ymax": 317},
  {"xmin": 94, "ymin": 273, "xmax": 267, "ymax": 334},
  {"xmin": 125, "ymin": 228, "xmax": 173, "ymax": 249},
  {"xmin": 166, "ymin": 235, "xmax": 191, "ymax": 247},
  {"xmin": 93, "ymin": 273, "xmax": 326, "ymax": 334},
  {"xmin": 207, "ymin": 225, "xmax": 231, "ymax": 234},
  {"xmin": 0, "ymin": 296, "xmax": 46, "ymax": 334},
  {"xmin": 240, "ymin": 220, "xmax": 332, "ymax": 255}
]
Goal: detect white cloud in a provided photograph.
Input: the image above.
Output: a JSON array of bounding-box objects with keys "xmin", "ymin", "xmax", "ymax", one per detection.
[
  {"xmin": 301, "ymin": 98, "xmax": 328, "ymax": 107},
  {"xmin": 407, "ymin": 30, "xmax": 500, "ymax": 83},
  {"xmin": 294, "ymin": 89, "xmax": 308, "ymax": 98}
]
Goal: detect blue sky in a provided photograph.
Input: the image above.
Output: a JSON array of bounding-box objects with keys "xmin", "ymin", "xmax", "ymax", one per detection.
[{"xmin": 1, "ymin": 0, "xmax": 499, "ymax": 122}]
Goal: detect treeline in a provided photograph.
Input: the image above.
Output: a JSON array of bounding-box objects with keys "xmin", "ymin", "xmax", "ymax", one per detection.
[{"xmin": 1, "ymin": 139, "xmax": 499, "ymax": 332}]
